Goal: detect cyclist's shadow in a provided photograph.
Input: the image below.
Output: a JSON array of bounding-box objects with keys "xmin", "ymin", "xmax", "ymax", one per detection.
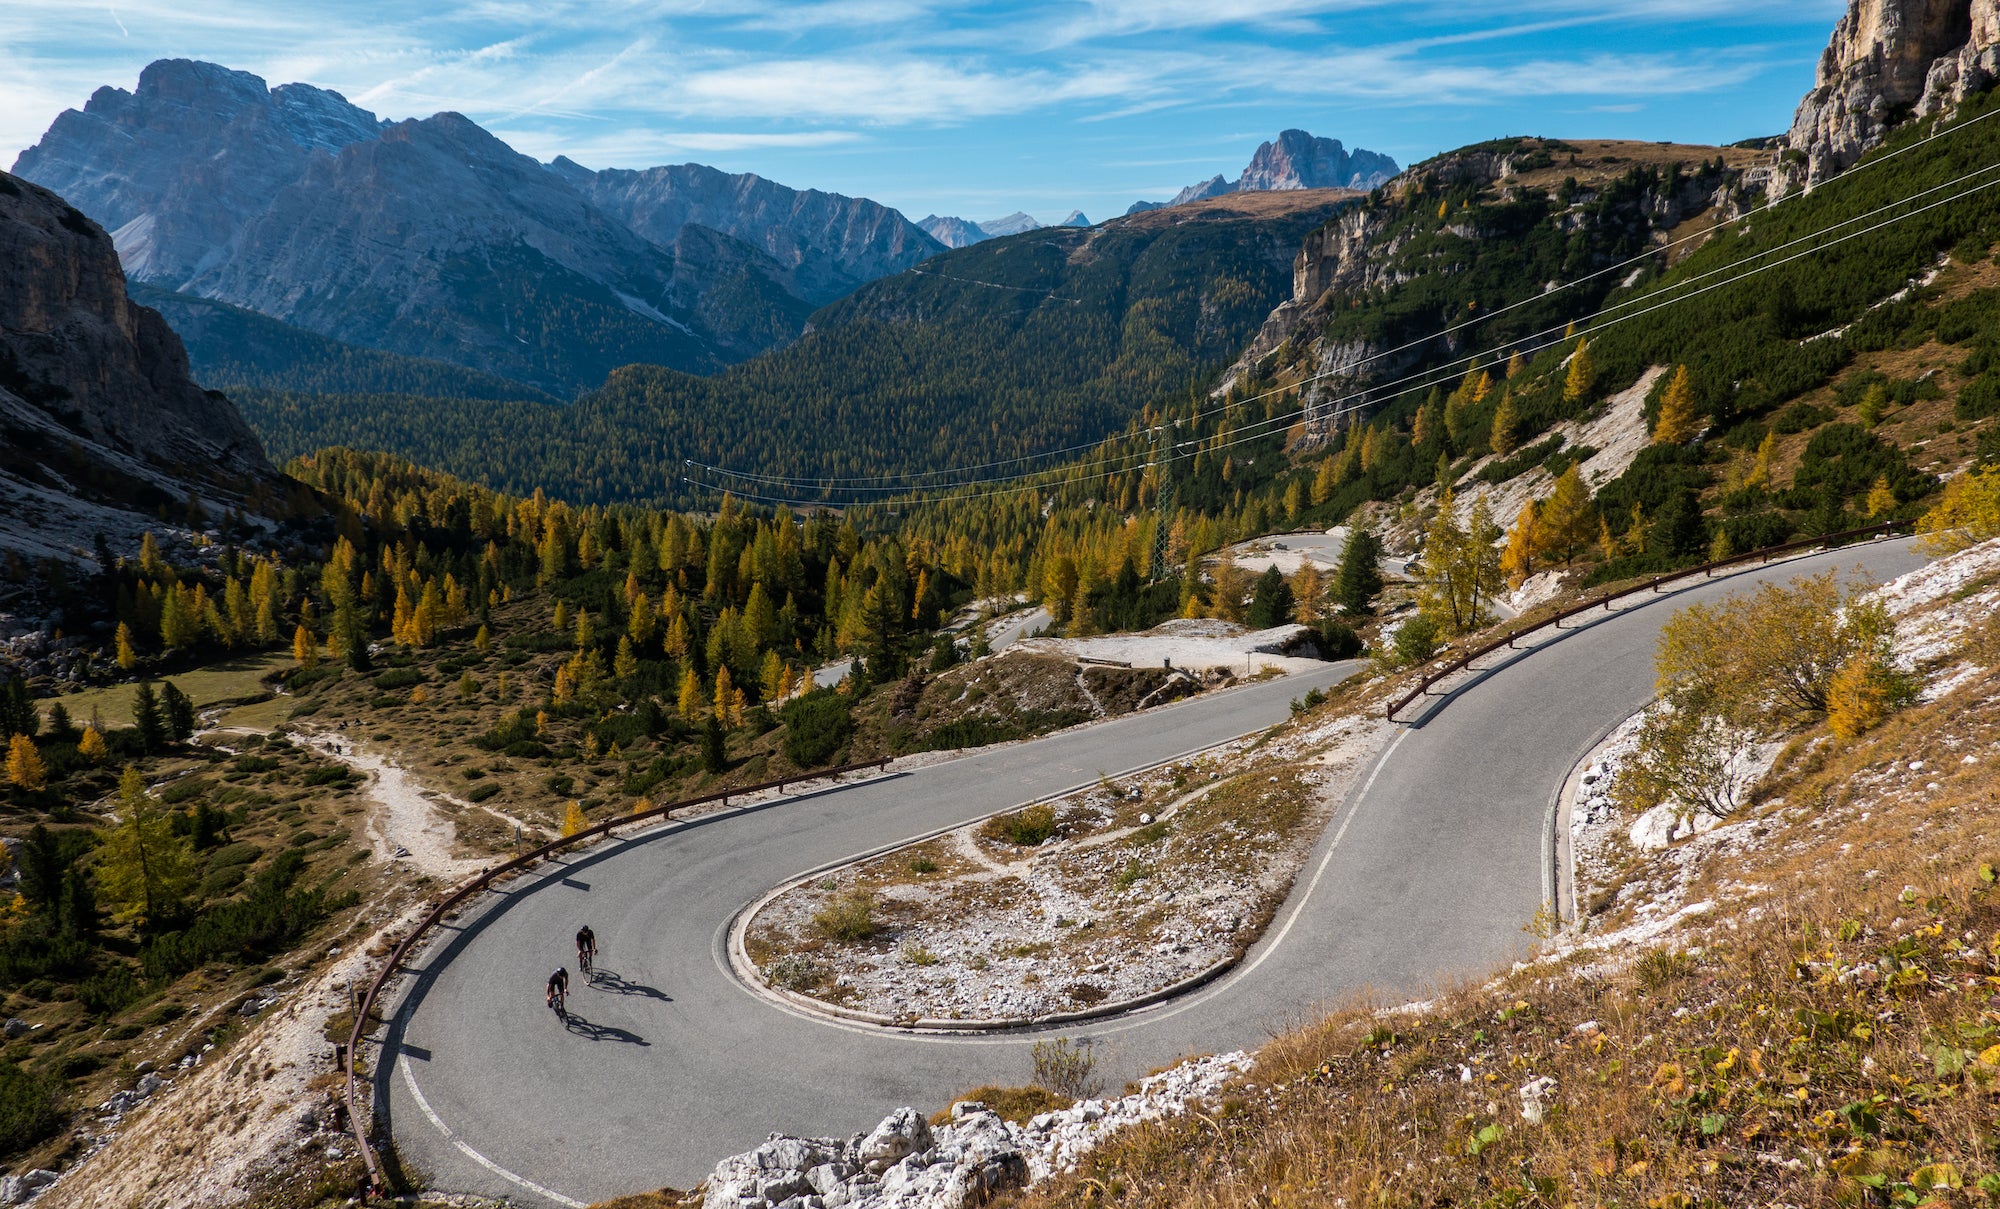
[
  {"xmin": 558, "ymin": 1008, "xmax": 650, "ymax": 1045},
  {"xmin": 586, "ymin": 966, "xmax": 672, "ymax": 1003}
]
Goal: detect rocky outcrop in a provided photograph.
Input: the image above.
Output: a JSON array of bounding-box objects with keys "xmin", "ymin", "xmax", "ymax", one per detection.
[
  {"xmin": 1788, "ymin": 1, "xmax": 2000, "ymax": 185},
  {"xmin": 0, "ymin": 169, "xmax": 277, "ymax": 573},
  {"xmin": 1129, "ymin": 130, "xmax": 1399, "ymax": 215},
  {"xmin": 563, "ymin": 158, "xmax": 943, "ymax": 306},
  {"xmin": 699, "ymin": 1053, "xmax": 1250, "ymax": 1209}
]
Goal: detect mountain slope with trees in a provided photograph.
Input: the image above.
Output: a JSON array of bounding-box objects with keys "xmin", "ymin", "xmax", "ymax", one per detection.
[{"xmin": 232, "ymin": 191, "xmax": 1358, "ymax": 507}]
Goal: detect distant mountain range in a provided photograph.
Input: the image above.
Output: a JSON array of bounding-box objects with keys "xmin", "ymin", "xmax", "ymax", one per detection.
[
  {"xmin": 1126, "ymin": 130, "xmax": 1398, "ymax": 215},
  {"xmin": 12, "ymin": 59, "xmax": 945, "ymax": 395},
  {"xmin": 916, "ymin": 210, "xmax": 1090, "ymax": 249}
]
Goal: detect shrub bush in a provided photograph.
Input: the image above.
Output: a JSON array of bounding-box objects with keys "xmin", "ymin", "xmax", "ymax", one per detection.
[
  {"xmin": 985, "ymin": 804, "xmax": 1057, "ymax": 846},
  {"xmin": 0, "ymin": 1060, "xmax": 64, "ymax": 1154},
  {"xmin": 780, "ymin": 690, "xmax": 853, "ymax": 767},
  {"xmin": 811, "ymin": 889, "xmax": 877, "ymax": 942},
  {"xmin": 1029, "ymin": 1037, "xmax": 1101, "ymax": 1099}
]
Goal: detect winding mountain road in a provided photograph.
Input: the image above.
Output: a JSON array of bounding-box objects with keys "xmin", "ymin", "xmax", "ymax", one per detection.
[{"xmin": 381, "ymin": 538, "xmax": 1925, "ymax": 1206}]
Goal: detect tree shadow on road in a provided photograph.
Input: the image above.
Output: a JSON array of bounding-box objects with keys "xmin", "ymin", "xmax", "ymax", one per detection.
[
  {"xmin": 560, "ymin": 1009, "xmax": 650, "ymax": 1045},
  {"xmin": 587, "ymin": 966, "xmax": 671, "ymax": 1002}
]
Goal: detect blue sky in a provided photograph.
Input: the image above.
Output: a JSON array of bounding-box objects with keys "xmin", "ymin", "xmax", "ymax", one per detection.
[{"xmin": 2, "ymin": 1, "xmax": 1845, "ymax": 223}]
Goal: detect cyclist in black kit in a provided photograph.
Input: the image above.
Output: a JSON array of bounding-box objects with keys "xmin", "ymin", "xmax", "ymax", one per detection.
[
  {"xmin": 575, "ymin": 925, "xmax": 597, "ymax": 975},
  {"xmin": 545, "ymin": 966, "xmax": 569, "ymax": 1015}
]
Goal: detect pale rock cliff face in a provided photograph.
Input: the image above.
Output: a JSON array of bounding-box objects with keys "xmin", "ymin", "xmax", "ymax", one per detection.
[
  {"xmin": 562, "ymin": 158, "xmax": 943, "ymax": 306},
  {"xmin": 1237, "ymin": 130, "xmax": 1400, "ymax": 193},
  {"xmin": 1788, "ymin": 0, "xmax": 2000, "ymax": 185},
  {"xmin": 0, "ymin": 170, "xmax": 276, "ymax": 568},
  {"xmin": 1131, "ymin": 131, "xmax": 1399, "ymax": 215}
]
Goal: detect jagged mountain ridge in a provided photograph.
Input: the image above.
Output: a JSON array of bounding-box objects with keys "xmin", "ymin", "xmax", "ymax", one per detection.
[
  {"xmin": 1126, "ymin": 129, "xmax": 1399, "ymax": 216},
  {"xmin": 12, "ymin": 59, "xmax": 939, "ymax": 393},
  {"xmin": 552, "ymin": 157, "xmax": 944, "ymax": 307},
  {"xmin": 0, "ymin": 169, "xmax": 279, "ymax": 573},
  {"xmin": 915, "ymin": 210, "xmax": 1090, "ymax": 249}
]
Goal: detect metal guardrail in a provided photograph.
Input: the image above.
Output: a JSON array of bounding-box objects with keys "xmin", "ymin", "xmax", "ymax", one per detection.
[
  {"xmin": 342, "ymin": 754, "xmax": 893, "ymax": 1198},
  {"xmin": 1383, "ymin": 519, "xmax": 1916, "ymax": 722}
]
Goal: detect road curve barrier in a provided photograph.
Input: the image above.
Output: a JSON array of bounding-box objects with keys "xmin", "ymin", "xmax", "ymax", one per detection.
[
  {"xmin": 342, "ymin": 755, "xmax": 893, "ymax": 1199},
  {"xmin": 1383, "ymin": 519, "xmax": 1917, "ymax": 723}
]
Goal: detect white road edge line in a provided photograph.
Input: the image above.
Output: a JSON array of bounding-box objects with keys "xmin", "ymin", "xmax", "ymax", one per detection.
[
  {"xmin": 400, "ymin": 1054, "xmax": 586, "ymax": 1209},
  {"xmin": 1239, "ymin": 725, "xmax": 1411, "ymax": 980}
]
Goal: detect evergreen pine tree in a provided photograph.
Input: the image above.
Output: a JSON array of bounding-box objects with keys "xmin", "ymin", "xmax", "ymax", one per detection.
[
  {"xmin": 132, "ymin": 683, "xmax": 165, "ymax": 753},
  {"xmin": 1335, "ymin": 527, "xmax": 1384, "ymax": 616},
  {"xmin": 1248, "ymin": 567, "xmax": 1296, "ymax": 629},
  {"xmin": 701, "ymin": 719, "xmax": 727, "ymax": 774},
  {"xmin": 160, "ymin": 682, "xmax": 196, "ymax": 742}
]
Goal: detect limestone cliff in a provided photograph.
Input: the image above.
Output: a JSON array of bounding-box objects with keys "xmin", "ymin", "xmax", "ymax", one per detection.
[
  {"xmin": 0, "ymin": 169, "xmax": 277, "ymax": 571},
  {"xmin": 1788, "ymin": 0, "xmax": 2000, "ymax": 185}
]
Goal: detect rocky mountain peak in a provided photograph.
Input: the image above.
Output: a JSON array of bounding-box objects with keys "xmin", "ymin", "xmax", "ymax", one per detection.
[
  {"xmin": 1788, "ymin": 0, "xmax": 2000, "ymax": 184},
  {"xmin": 1239, "ymin": 129, "xmax": 1400, "ymax": 192},
  {"xmin": 12, "ymin": 59, "xmax": 385, "ymax": 284},
  {"xmin": 1128, "ymin": 131, "xmax": 1398, "ymax": 215}
]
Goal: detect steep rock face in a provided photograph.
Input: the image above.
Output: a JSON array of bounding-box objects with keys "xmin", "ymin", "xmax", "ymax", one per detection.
[
  {"xmin": 565, "ymin": 158, "xmax": 942, "ymax": 306},
  {"xmin": 1237, "ymin": 130, "xmax": 1400, "ymax": 192},
  {"xmin": 1132, "ymin": 131, "xmax": 1399, "ymax": 214},
  {"xmin": 0, "ymin": 170, "xmax": 275, "ymax": 567},
  {"xmin": 1788, "ymin": 0, "xmax": 2000, "ymax": 184},
  {"xmin": 12, "ymin": 59, "xmax": 382, "ymax": 284}
]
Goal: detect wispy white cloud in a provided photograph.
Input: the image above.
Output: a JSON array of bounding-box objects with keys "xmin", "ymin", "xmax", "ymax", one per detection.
[{"xmin": 1, "ymin": 0, "xmax": 1841, "ymax": 218}]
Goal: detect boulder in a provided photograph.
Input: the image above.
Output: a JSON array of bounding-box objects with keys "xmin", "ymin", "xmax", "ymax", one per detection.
[{"xmin": 858, "ymin": 1107, "xmax": 931, "ymax": 1173}]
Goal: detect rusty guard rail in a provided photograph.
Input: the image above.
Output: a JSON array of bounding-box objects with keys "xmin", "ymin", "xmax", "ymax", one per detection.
[
  {"xmin": 342, "ymin": 754, "xmax": 893, "ymax": 1197},
  {"xmin": 1383, "ymin": 518, "xmax": 1916, "ymax": 722}
]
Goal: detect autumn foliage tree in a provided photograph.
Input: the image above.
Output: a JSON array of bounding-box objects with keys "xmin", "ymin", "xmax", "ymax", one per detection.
[
  {"xmin": 1652, "ymin": 366, "xmax": 1700, "ymax": 444},
  {"xmin": 95, "ymin": 767, "xmax": 195, "ymax": 925}
]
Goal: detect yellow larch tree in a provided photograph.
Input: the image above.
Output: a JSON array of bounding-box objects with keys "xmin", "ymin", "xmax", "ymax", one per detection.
[
  {"xmin": 1563, "ymin": 337, "xmax": 1595, "ymax": 403},
  {"xmin": 6, "ymin": 735, "xmax": 46, "ymax": 792},
  {"xmin": 1653, "ymin": 366, "xmax": 1699, "ymax": 444}
]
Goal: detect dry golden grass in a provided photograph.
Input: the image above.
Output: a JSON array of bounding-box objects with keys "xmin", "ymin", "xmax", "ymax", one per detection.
[{"xmin": 1004, "ymin": 648, "xmax": 2000, "ymax": 1209}]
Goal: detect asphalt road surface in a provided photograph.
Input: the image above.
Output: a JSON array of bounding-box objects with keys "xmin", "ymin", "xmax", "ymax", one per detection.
[{"xmin": 382, "ymin": 538, "xmax": 1926, "ymax": 1206}]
